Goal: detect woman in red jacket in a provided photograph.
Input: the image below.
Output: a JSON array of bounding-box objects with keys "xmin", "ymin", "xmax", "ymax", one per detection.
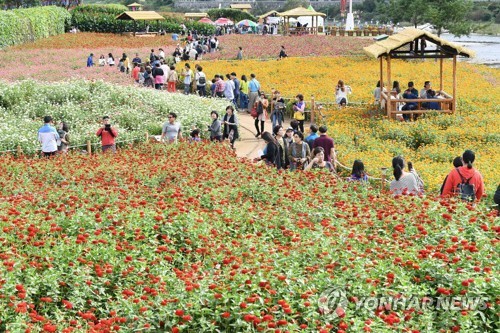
[{"xmin": 441, "ymin": 150, "xmax": 485, "ymax": 201}]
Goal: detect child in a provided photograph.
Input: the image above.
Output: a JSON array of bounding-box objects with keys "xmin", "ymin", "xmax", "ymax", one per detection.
[
  {"xmin": 190, "ymin": 129, "xmax": 201, "ymax": 142},
  {"xmin": 350, "ymin": 160, "xmax": 368, "ymax": 181}
]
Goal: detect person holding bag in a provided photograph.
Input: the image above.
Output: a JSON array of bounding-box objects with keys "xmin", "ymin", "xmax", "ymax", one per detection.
[
  {"xmin": 293, "ymin": 94, "xmax": 305, "ymax": 133},
  {"xmin": 253, "ymin": 92, "xmax": 268, "ymax": 138}
]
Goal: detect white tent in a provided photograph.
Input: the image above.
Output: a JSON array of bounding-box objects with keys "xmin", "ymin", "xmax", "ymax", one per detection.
[{"xmin": 297, "ymin": 5, "xmax": 324, "ymax": 27}]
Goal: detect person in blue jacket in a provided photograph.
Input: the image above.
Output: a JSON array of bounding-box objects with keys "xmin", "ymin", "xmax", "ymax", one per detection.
[{"xmin": 86, "ymin": 53, "xmax": 94, "ymax": 67}]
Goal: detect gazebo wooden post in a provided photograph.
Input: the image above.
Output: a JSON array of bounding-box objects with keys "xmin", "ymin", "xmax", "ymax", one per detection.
[
  {"xmin": 379, "ymin": 56, "xmax": 385, "ymax": 115},
  {"xmin": 439, "ymin": 57, "xmax": 444, "ymax": 93},
  {"xmin": 386, "ymin": 55, "xmax": 392, "ymax": 118},
  {"xmin": 452, "ymin": 55, "xmax": 457, "ymax": 114}
]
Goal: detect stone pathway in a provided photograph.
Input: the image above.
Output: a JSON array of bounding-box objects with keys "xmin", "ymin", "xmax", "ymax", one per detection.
[{"xmin": 234, "ymin": 112, "xmax": 294, "ymax": 160}]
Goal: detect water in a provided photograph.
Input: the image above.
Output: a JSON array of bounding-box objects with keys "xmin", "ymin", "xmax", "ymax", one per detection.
[{"xmin": 440, "ymin": 33, "xmax": 500, "ymax": 68}]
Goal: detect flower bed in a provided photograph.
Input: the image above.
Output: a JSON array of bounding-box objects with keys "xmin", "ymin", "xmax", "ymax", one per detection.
[
  {"xmin": 0, "ymin": 80, "xmax": 229, "ymax": 154},
  {"xmin": 0, "ymin": 143, "xmax": 498, "ymax": 332}
]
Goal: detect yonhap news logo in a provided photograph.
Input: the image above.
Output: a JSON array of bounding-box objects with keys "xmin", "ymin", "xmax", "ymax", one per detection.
[{"xmin": 318, "ymin": 285, "xmax": 489, "ymax": 321}]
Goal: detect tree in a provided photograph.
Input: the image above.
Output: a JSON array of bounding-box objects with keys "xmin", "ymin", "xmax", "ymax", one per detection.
[
  {"xmin": 394, "ymin": 0, "xmax": 428, "ymax": 27},
  {"xmin": 280, "ymin": 0, "xmax": 309, "ymax": 12},
  {"xmin": 425, "ymin": 0, "xmax": 473, "ymax": 36}
]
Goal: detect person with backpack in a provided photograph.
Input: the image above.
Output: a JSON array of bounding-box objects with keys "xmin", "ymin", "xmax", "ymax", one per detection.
[
  {"xmin": 441, "ymin": 150, "xmax": 485, "ymax": 201},
  {"xmin": 195, "ymin": 66, "xmax": 207, "ymax": 97},
  {"xmin": 253, "ymin": 92, "xmax": 268, "ymax": 138}
]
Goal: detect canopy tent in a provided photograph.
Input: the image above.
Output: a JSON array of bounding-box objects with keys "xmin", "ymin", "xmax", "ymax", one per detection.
[
  {"xmin": 198, "ymin": 17, "xmax": 215, "ymax": 25},
  {"xmin": 363, "ymin": 28, "xmax": 474, "ymax": 118},
  {"xmin": 236, "ymin": 19, "xmax": 257, "ymax": 28},
  {"xmin": 278, "ymin": 7, "xmax": 326, "ymax": 35},
  {"xmin": 116, "ymin": 11, "xmax": 165, "ymax": 21},
  {"xmin": 214, "ymin": 17, "xmax": 234, "ymax": 26}
]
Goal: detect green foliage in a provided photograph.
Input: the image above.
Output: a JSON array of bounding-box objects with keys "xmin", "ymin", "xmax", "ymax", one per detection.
[
  {"xmin": 207, "ymin": 8, "xmax": 256, "ymax": 23},
  {"xmin": 69, "ymin": 4, "xmax": 214, "ymax": 34},
  {"xmin": 426, "ymin": 0, "xmax": 474, "ymax": 36},
  {"xmin": 0, "ymin": 80, "xmax": 229, "ymax": 154},
  {"xmin": 71, "ymin": 3, "xmax": 128, "ymax": 15},
  {"xmin": 0, "ymin": 6, "xmax": 70, "ymax": 49}
]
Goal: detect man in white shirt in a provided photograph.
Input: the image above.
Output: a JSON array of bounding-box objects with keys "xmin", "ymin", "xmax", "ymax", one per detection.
[
  {"xmin": 195, "ymin": 66, "xmax": 207, "ymax": 97},
  {"xmin": 158, "ymin": 48, "xmax": 165, "ymax": 59},
  {"xmin": 188, "ymin": 48, "xmax": 197, "ymax": 61},
  {"xmin": 38, "ymin": 116, "xmax": 59, "ymax": 157},
  {"xmin": 224, "ymin": 74, "xmax": 235, "ymax": 102}
]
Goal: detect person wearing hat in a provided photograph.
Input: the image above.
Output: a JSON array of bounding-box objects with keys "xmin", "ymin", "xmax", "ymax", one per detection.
[
  {"xmin": 284, "ymin": 127, "xmax": 294, "ymax": 146},
  {"xmin": 441, "ymin": 150, "xmax": 485, "ymax": 201}
]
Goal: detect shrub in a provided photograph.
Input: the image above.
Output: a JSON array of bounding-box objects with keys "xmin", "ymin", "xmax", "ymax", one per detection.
[
  {"xmin": 69, "ymin": 4, "xmax": 214, "ymax": 34},
  {"xmin": 0, "ymin": 80, "xmax": 229, "ymax": 154},
  {"xmin": 207, "ymin": 8, "xmax": 257, "ymax": 23},
  {"xmin": 0, "ymin": 6, "xmax": 71, "ymax": 48}
]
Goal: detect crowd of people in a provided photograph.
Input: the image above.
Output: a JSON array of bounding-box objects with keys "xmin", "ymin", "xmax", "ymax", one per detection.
[
  {"xmin": 80, "ymin": 43, "xmax": 498, "ymax": 205},
  {"xmin": 374, "ymin": 80, "xmax": 445, "ymax": 121}
]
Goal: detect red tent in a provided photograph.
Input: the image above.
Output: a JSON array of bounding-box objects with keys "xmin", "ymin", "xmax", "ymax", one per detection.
[
  {"xmin": 198, "ymin": 17, "xmax": 215, "ymax": 25},
  {"xmin": 214, "ymin": 18, "xmax": 234, "ymax": 25}
]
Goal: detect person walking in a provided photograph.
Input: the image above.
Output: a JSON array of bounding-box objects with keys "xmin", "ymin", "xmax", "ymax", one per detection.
[
  {"xmin": 222, "ymin": 105, "xmax": 238, "ymax": 149},
  {"xmin": 239, "ymin": 75, "xmax": 249, "ymax": 110},
  {"xmin": 312, "ymin": 126, "xmax": 336, "ymax": 163},
  {"xmin": 195, "ymin": 66, "xmax": 207, "ymax": 97},
  {"xmin": 231, "ymin": 72, "xmax": 240, "ymax": 108},
  {"xmin": 167, "ymin": 65, "xmax": 178, "ymax": 92},
  {"xmin": 441, "ymin": 150, "xmax": 485, "ymax": 201},
  {"xmin": 292, "ymin": 94, "xmax": 306, "ymax": 133},
  {"xmin": 38, "ymin": 116, "xmax": 59, "ymax": 157},
  {"xmin": 208, "ymin": 111, "xmax": 222, "ymax": 142},
  {"xmin": 248, "ymin": 74, "xmax": 260, "ymax": 114},
  {"xmin": 86, "ymin": 53, "xmax": 94, "ymax": 67},
  {"xmin": 182, "ymin": 63, "xmax": 193, "ymax": 95},
  {"xmin": 161, "ymin": 112, "xmax": 183, "ymax": 143},
  {"xmin": 96, "ymin": 116, "xmax": 118, "ymax": 153}
]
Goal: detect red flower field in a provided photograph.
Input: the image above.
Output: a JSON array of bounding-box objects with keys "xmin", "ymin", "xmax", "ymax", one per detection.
[{"xmin": 0, "ymin": 143, "xmax": 497, "ymax": 332}]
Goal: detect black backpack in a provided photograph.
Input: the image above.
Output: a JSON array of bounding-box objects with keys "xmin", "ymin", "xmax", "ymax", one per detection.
[
  {"xmin": 198, "ymin": 75, "xmax": 206, "ymax": 85},
  {"xmin": 456, "ymin": 169, "xmax": 475, "ymax": 202}
]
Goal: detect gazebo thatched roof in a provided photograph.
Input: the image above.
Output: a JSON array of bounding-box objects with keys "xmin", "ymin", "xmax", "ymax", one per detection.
[
  {"xmin": 184, "ymin": 12, "xmax": 208, "ymax": 18},
  {"xmin": 363, "ymin": 28, "xmax": 474, "ymax": 58},
  {"xmin": 230, "ymin": 4, "xmax": 252, "ymax": 9},
  {"xmin": 127, "ymin": 2, "xmax": 142, "ymax": 7},
  {"xmin": 278, "ymin": 6, "xmax": 326, "ymax": 17},
  {"xmin": 258, "ymin": 10, "xmax": 279, "ymax": 19},
  {"xmin": 116, "ymin": 11, "xmax": 165, "ymax": 21}
]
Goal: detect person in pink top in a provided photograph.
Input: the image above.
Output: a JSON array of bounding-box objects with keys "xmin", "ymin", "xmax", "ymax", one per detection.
[
  {"xmin": 441, "ymin": 150, "xmax": 485, "ymax": 201},
  {"xmin": 152, "ymin": 63, "xmax": 165, "ymax": 90}
]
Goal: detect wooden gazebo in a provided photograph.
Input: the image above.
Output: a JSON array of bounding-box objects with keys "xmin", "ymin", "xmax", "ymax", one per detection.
[
  {"xmin": 116, "ymin": 11, "xmax": 165, "ymax": 35},
  {"xmin": 184, "ymin": 13, "xmax": 209, "ymax": 20},
  {"xmin": 278, "ymin": 7, "xmax": 326, "ymax": 35},
  {"xmin": 127, "ymin": 2, "xmax": 143, "ymax": 11},
  {"xmin": 363, "ymin": 28, "xmax": 474, "ymax": 119}
]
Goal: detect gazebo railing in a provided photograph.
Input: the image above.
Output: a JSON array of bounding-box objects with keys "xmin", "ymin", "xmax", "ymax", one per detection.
[{"xmin": 381, "ymin": 91, "xmax": 454, "ymax": 118}]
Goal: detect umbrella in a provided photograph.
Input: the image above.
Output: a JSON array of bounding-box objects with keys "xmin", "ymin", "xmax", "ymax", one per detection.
[
  {"xmin": 198, "ymin": 17, "xmax": 215, "ymax": 25},
  {"xmin": 236, "ymin": 19, "xmax": 258, "ymax": 28},
  {"xmin": 214, "ymin": 17, "xmax": 234, "ymax": 25}
]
